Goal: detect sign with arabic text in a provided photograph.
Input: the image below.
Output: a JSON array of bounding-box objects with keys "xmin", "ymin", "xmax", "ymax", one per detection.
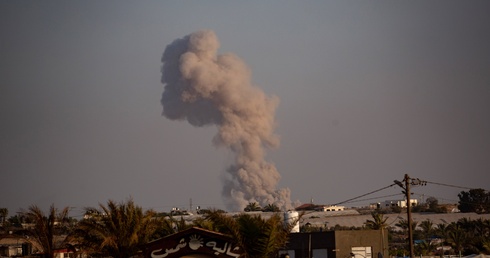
[{"xmin": 142, "ymin": 227, "xmax": 243, "ymax": 258}]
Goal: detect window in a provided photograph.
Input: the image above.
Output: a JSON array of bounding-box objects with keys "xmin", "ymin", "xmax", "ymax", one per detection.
[{"xmin": 351, "ymin": 246, "xmax": 372, "ymax": 258}]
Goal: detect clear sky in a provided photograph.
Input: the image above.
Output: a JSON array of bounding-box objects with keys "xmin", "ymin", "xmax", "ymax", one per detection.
[{"xmin": 1, "ymin": 1, "xmax": 489, "ymax": 216}]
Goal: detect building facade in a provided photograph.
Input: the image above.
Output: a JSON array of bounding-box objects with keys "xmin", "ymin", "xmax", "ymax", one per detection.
[
  {"xmin": 142, "ymin": 227, "xmax": 244, "ymax": 258},
  {"xmin": 374, "ymin": 199, "xmax": 418, "ymax": 210},
  {"xmin": 281, "ymin": 229, "xmax": 388, "ymax": 258}
]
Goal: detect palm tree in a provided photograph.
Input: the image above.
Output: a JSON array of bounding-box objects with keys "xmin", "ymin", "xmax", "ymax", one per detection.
[
  {"xmin": 454, "ymin": 218, "xmax": 490, "ymax": 254},
  {"xmin": 0, "ymin": 208, "xmax": 7, "ymax": 227},
  {"xmin": 364, "ymin": 211, "xmax": 389, "ymax": 258},
  {"xmin": 190, "ymin": 216, "xmax": 215, "ymax": 231},
  {"xmin": 262, "ymin": 204, "xmax": 280, "ymax": 212},
  {"xmin": 483, "ymin": 239, "xmax": 490, "ymax": 254},
  {"xmin": 244, "ymin": 202, "xmax": 262, "ymax": 212},
  {"xmin": 478, "ymin": 219, "xmax": 490, "ymax": 254},
  {"xmin": 473, "ymin": 218, "xmax": 490, "ymax": 238},
  {"xmin": 419, "ymin": 219, "xmax": 434, "ymax": 239},
  {"xmin": 22, "ymin": 204, "xmax": 70, "ymax": 258},
  {"xmin": 447, "ymin": 224, "xmax": 467, "ymax": 255},
  {"xmin": 73, "ymin": 199, "xmax": 159, "ymax": 258},
  {"xmin": 415, "ymin": 240, "xmax": 434, "ymax": 256},
  {"xmin": 204, "ymin": 210, "xmax": 299, "ymax": 258},
  {"xmin": 436, "ymin": 223, "xmax": 448, "ymax": 240},
  {"xmin": 396, "ymin": 218, "xmax": 418, "ymax": 232},
  {"xmin": 364, "ymin": 211, "xmax": 388, "ymax": 230},
  {"xmin": 395, "ymin": 218, "xmax": 419, "ymax": 254},
  {"xmin": 151, "ymin": 215, "xmax": 193, "ymax": 240}
]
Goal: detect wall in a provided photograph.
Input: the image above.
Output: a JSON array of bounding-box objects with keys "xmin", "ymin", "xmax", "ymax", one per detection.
[
  {"xmin": 285, "ymin": 232, "xmax": 336, "ymax": 258},
  {"xmin": 283, "ymin": 230, "xmax": 388, "ymax": 258},
  {"xmin": 334, "ymin": 230, "xmax": 388, "ymax": 258}
]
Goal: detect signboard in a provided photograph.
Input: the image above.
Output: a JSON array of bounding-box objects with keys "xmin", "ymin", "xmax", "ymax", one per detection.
[{"xmin": 142, "ymin": 227, "xmax": 243, "ymax": 258}]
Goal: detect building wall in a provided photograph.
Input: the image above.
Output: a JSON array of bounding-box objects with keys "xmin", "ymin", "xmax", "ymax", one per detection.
[
  {"xmin": 285, "ymin": 232, "xmax": 336, "ymax": 258},
  {"xmin": 334, "ymin": 230, "xmax": 388, "ymax": 258},
  {"xmin": 283, "ymin": 230, "xmax": 388, "ymax": 258},
  {"xmin": 380, "ymin": 199, "xmax": 417, "ymax": 209},
  {"xmin": 0, "ymin": 246, "xmax": 21, "ymax": 257},
  {"xmin": 319, "ymin": 206, "xmax": 346, "ymax": 212}
]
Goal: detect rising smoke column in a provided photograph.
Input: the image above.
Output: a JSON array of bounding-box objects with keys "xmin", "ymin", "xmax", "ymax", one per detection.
[{"xmin": 160, "ymin": 30, "xmax": 291, "ymax": 211}]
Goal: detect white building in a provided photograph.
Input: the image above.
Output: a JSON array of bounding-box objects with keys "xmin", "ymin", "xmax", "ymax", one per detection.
[
  {"xmin": 316, "ymin": 205, "xmax": 345, "ymax": 212},
  {"xmin": 378, "ymin": 199, "xmax": 418, "ymax": 209}
]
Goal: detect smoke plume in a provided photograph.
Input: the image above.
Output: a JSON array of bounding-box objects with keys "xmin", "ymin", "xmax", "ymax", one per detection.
[{"xmin": 160, "ymin": 30, "xmax": 291, "ymax": 211}]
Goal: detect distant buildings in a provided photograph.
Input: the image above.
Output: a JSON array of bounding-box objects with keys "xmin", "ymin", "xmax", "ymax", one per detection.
[
  {"xmin": 0, "ymin": 236, "xmax": 32, "ymax": 257},
  {"xmin": 370, "ymin": 199, "xmax": 418, "ymax": 210},
  {"xmin": 295, "ymin": 204, "xmax": 346, "ymax": 212}
]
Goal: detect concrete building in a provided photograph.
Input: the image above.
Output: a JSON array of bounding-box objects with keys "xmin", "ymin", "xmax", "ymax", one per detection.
[
  {"xmin": 0, "ymin": 235, "xmax": 33, "ymax": 257},
  {"xmin": 295, "ymin": 204, "xmax": 346, "ymax": 212},
  {"xmin": 375, "ymin": 199, "xmax": 418, "ymax": 210},
  {"xmin": 317, "ymin": 205, "xmax": 346, "ymax": 212},
  {"xmin": 280, "ymin": 229, "xmax": 388, "ymax": 258}
]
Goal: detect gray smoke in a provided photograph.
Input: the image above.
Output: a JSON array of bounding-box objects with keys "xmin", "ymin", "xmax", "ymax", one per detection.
[{"xmin": 160, "ymin": 30, "xmax": 292, "ymax": 211}]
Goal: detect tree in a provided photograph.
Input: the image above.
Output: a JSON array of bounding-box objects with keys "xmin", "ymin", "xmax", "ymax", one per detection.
[
  {"xmin": 73, "ymin": 199, "xmax": 159, "ymax": 258},
  {"xmin": 7, "ymin": 214, "xmax": 24, "ymax": 227},
  {"xmin": 426, "ymin": 197, "xmax": 439, "ymax": 212},
  {"xmin": 364, "ymin": 211, "xmax": 388, "ymax": 230},
  {"xmin": 458, "ymin": 188, "xmax": 490, "ymax": 214},
  {"xmin": 447, "ymin": 224, "xmax": 467, "ymax": 255},
  {"xmin": 204, "ymin": 210, "xmax": 299, "ymax": 258},
  {"xmin": 391, "ymin": 205, "xmax": 402, "ymax": 213},
  {"xmin": 262, "ymin": 204, "xmax": 280, "ymax": 212},
  {"xmin": 396, "ymin": 218, "xmax": 418, "ymax": 232},
  {"xmin": 419, "ymin": 219, "xmax": 434, "ymax": 239},
  {"xmin": 244, "ymin": 202, "xmax": 262, "ymax": 212},
  {"xmin": 433, "ymin": 218, "xmax": 490, "ymax": 255},
  {"xmin": 0, "ymin": 208, "xmax": 7, "ymax": 226},
  {"xmin": 151, "ymin": 215, "xmax": 193, "ymax": 240},
  {"xmin": 456, "ymin": 218, "xmax": 490, "ymax": 254},
  {"xmin": 22, "ymin": 204, "xmax": 70, "ymax": 258},
  {"xmin": 415, "ymin": 240, "xmax": 434, "ymax": 256},
  {"xmin": 436, "ymin": 222, "xmax": 450, "ymax": 239},
  {"xmin": 483, "ymin": 239, "xmax": 490, "ymax": 254}
]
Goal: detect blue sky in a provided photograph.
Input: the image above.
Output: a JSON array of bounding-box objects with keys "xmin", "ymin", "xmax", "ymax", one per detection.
[{"xmin": 1, "ymin": 1, "xmax": 489, "ymax": 216}]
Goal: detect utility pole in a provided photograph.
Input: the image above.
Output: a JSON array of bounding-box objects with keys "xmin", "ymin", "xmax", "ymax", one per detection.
[
  {"xmin": 404, "ymin": 174, "xmax": 414, "ymax": 258},
  {"xmin": 394, "ymin": 174, "xmax": 426, "ymax": 258}
]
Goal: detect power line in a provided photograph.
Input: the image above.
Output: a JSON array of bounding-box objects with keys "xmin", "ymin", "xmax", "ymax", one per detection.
[
  {"xmin": 340, "ymin": 193, "xmax": 404, "ymax": 205},
  {"xmin": 425, "ymin": 180, "xmax": 478, "ymax": 190},
  {"xmin": 386, "ymin": 208, "xmax": 406, "ymax": 227},
  {"xmin": 333, "ymin": 183, "xmax": 397, "ymax": 206},
  {"xmin": 410, "ymin": 192, "xmax": 460, "ymax": 204}
]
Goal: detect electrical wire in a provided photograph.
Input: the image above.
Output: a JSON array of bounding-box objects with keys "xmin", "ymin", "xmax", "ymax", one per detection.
[
  {"xmin": 333, "ymin": 183, "xmax": 397, "ymax": 206},
  {"xmin": 410, "ymin": 192, "xmax": 460, "ymax": 204},
  {"xmin": 425, "ymin": 180, "xmax": 479, "ymax": 190},
  {"xmin": 386, "ymin": 208, "xmax": 406, "ymax": 227},
  {"xmin": 340, "ymin": 193, "xmax": 404, "ymax": 205}
]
